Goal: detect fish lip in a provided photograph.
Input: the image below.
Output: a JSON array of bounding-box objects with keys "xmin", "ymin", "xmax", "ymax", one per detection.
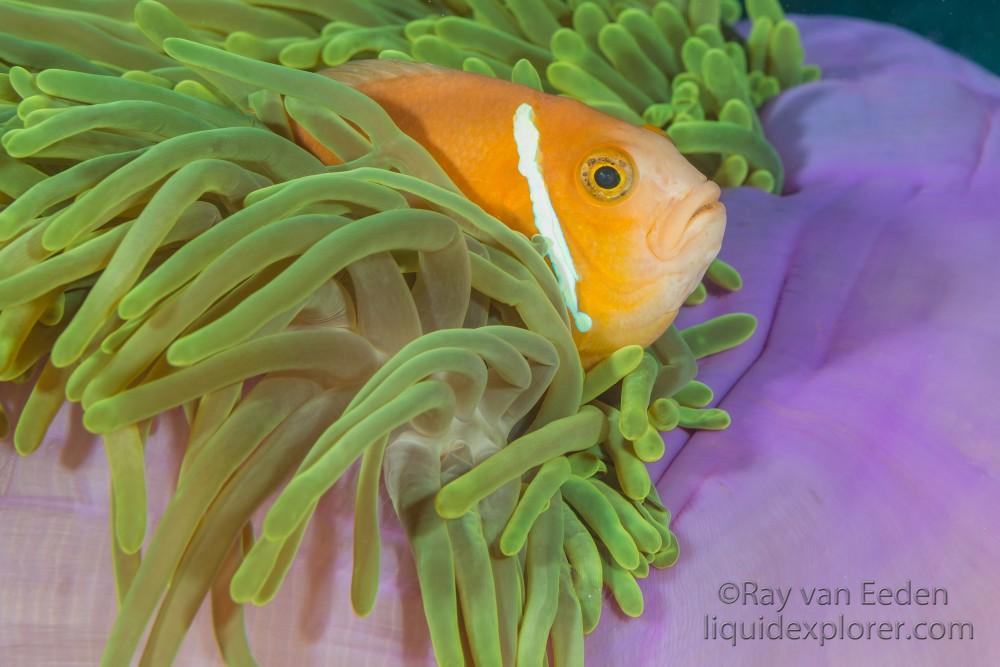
[
  {"xmin": 685, "ymin": 201, "xmax": 725, "ymax": 236},
  {"xmin": 647, "ymin": 180, "xmax": 724, "ymax": 262}
]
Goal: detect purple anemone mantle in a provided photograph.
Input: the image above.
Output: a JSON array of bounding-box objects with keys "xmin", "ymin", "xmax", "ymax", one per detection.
[
  {"xmin": 605, "ymin": 15, "xmax": 1000, "ymax": 667},
  {"xmin": 2, "ymin": 15, "xmax": 999, "ymax": 667}
]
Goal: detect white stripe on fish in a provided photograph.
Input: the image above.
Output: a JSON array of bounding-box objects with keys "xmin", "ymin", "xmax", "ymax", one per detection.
[{"xmin": 512, "ymin": 102, "xmax": 592, "ymax": 333}]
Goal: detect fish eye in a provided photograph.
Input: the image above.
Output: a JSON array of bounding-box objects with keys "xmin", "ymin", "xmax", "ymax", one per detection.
[
  {"xmin": 580, "ymin": 152, "xmax": 634, "ymax": 202},
  {"xmin": 594, "ymin": 166, "xmax": 621, "ymax": 189}
]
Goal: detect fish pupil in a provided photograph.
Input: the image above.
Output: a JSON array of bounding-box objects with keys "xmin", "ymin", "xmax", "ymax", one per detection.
[{"xmin": 594, "ymin": 165, "xmax": 621, "ymax": 189}]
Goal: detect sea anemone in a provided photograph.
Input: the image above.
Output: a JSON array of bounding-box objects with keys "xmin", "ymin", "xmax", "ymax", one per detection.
[
  {"xmin": 589, "ymin": 15, "xmax": 1000, "ymax": 663},
  {"xmin": 0, "ymin": 1, "xmax": 814, "ymax": 665}
]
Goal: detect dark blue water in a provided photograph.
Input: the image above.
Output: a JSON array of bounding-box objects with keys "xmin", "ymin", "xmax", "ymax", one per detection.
[{"xmin": 785, "ymin": 0, "xmax": 1000, "ymax": 73}]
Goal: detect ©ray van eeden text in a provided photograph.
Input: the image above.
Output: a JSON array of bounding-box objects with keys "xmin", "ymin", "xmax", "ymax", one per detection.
[
  {"xmin": 717, "ymin": 580, "xmax": 948, "ymax": 613},
  {"xmin": 705, "ymin": 580, "xmax": 975, "ymax": 647}
]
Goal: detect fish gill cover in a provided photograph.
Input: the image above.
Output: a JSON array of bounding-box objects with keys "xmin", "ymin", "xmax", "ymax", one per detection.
[{"xmin": 0, "ymin": 1, "xmax": 814, "ymax": 665}]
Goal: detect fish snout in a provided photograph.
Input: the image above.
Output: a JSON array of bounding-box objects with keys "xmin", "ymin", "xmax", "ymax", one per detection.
[{"xmin": 647, "ymin": 180, "xmax": 724, "ymax": 261}]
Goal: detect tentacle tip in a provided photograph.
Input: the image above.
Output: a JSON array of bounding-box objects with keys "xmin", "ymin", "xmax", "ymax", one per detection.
[
  {"xmin": 49, "ymin": 342, "xmax": 80, "ymax": 370},
  {"xmin": 350, "ymin": 591, "xmax": 377, "ymax": 618},
  {"xmin": 229, "ymin": 586, "xmax": 255, "ymax": 606},
  {"xmin": 116, "ymin": 297, "xmax": 144, "ymax": 321},
  {"xmin": 498, "ymin": 535, "xmax": 521, "ymax": 557},
  {"xmin": 164, "ymin": 340, "xmax": 197, "ymax": 367},
  {"xmin": 251, "ymin": 591, "xmax": 278, "ymax": 606},
  {"xmin": 261, "ymin": 505, "xmax": 304, "ymax": 542},
  {"xmin": 230, "ymin": 569, "xmax": 262, "ymax": 605},
  {"xmin": 81, "ymin": 408, "xmax": 110, "ymax": 435},
  {"xmin": 116, "ymin": 532, "xmax": 144, "ymax": 556},
  {"xmin": 622, "ymin": 603, "xmax": 644, "ymax": 618},
  {"xmin": 13, "ymin": 437, "xmax": 39, "ymax": 457},
  {"xmin": 433, "ymin": 492, "xmax": 463, "ymax": 520}
]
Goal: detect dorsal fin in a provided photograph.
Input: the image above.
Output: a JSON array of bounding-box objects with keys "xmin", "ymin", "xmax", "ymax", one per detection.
[{"xmin": 321, "ymin": 59, "xmax": 452, "ymax": 87}]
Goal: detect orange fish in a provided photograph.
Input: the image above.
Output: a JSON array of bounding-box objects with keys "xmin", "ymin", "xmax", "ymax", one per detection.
[{"xmin": 293, "ymin": 61, "xmax": 725, "ymax": 369}]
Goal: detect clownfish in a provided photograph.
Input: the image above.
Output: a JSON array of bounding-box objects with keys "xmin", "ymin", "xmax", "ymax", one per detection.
[{"xmin": 293, "ymin": 60, "xmax": 725, "ymax": 369}]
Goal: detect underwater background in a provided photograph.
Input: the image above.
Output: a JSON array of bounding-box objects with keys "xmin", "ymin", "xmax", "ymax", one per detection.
[{"xmin": 787, "ymin": 0, "xmax": 1000, "ymax": 73}]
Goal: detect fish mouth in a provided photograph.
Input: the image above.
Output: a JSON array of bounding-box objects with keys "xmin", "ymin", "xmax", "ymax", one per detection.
[
  {"xmin": 683, "ymin": 201, "xmax": 726, "ymax": 244},
  {"xmin": 647, "ymin": 180, "xmax": 724, "ymax": 261}
]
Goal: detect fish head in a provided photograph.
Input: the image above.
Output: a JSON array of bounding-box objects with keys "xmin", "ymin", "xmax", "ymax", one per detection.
[{"xmin": 533, "ymin": 100, "xmax": 727, "ymax": 368}]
